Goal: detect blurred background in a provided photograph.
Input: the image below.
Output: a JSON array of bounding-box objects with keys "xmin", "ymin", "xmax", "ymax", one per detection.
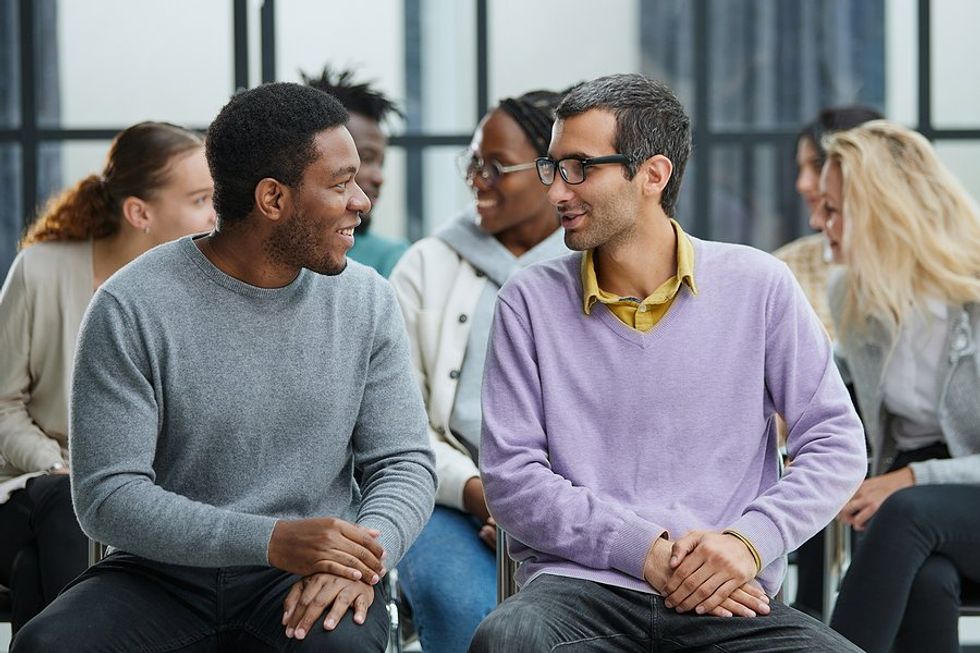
[{"xmin": 1, "ymin": 0, "xmax": 979, "ymax": 279}]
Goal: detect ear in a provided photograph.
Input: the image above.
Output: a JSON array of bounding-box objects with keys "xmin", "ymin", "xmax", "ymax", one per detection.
[
  {"xmin": 254, "ymin": 178, "xmax": 292, "ymax": 223},
  {"xmin": 636, "ymin": 155, "xmax": 673, "ymax": 200},
  {"xmin": 120, "ymin": 196, "xmax": 151, "ymax": 232}
]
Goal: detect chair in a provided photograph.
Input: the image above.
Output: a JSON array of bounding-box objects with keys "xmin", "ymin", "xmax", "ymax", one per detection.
[
  {"xmin": 495, "ymin": 528, "xmax": 519, "ymax": 604},
  {"xmin": 821, "ymin": 518, "xmax": 851, "ymax": 623}
]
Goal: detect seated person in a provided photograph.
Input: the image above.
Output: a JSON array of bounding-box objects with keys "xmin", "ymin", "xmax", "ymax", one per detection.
[
  {"xmin": 0, "ymin": 121, "xmax": 215, "ymax": 633},
  {"xmin": 390, "ymin": 89, "xmax": 567, "ymax": 653},
  {"xmin": 302, "ymin": 65, "xmax": 408, "ymax": 277},
  {"xmin": 471, "ymin": 74, "xmax": 867, "ymax": 653},
  {"xmin": 821, "ymin": 121, "xmax": 980, "ymax": 653},
  {"xmin": 12, "ymin": 83, "xmax": 436, "ymax": 653}
]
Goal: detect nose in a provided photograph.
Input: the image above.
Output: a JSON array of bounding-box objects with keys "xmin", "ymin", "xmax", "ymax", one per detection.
[
  {"xmin": 350, "ymin": 181, "xmax": 371, "ymax": 214},
  {"xmin": 469, "ymin": 170, "xmax": 492, "ymax": 193},
  {"xmin": 366, "ymin": 163, "xmax": 384, "ymax": 189},
  {"xmin": 546, "ymin": 175, "xmax": 573, "ymax": 207}
]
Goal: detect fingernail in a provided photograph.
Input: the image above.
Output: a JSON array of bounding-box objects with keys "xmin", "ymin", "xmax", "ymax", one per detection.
[
  {"xmin": 695, "ymin": 605, "xmax": 705, "ymax": 615},
  {"xmin": 352, "ymin": 570, "xmax": 362, "ymax": 580},
  {"xmin": 285, "ymin": 627, "xmax": 294, "ymax": 638},
  {"xmin": 282, "ymin": 610, "xmax": 289, "ymax": 625},
  {"xmin": 355, "ymin": 615, "xmax": 363, "ymax": 624},
  {"xmin": 670, "ymin": 556, "xmax": 677, "ymax": 565},
  {"xmin": 325, "ymin": 619, "xmax": 335, "ymax": 630},
  {"xmin": 664, "ymin": 600, "xmax": 673, "ymax": 608},
  {"xmin": 371, "ymin": 574, "xmax": 380, "ymax": 584},
  {"xmin": 295, "ymin": 628, "xmax": 305, "ymax": 640}
]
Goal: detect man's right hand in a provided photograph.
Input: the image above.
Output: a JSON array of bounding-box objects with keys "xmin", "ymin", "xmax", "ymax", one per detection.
[
  {"xmin": 643, "ymin": 537, "xmax": 770, "ymax": 618},
  {"xmin": 268, "ymin": 517, "xmax": 386, "ymax": 583}
]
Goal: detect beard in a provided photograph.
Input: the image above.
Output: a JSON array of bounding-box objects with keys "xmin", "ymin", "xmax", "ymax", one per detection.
[{"xmin": 264, "ymin": 208, "xmax": 347, "ymax": 277}]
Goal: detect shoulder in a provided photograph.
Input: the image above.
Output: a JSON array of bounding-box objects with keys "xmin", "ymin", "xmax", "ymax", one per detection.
[
  {"xmin": 391, "ymin": 236, "xmax": 465, "ymax": 284},
  {"xmin": 100, "ymin": 239, "xmax": 185, "ymax": 301},
  {"xmin": 772, "ymin": 233, "xmax": 823, "ymax": 262},
  {"xmin": 498, "ymin": 252, "xmax": 580, "ymax": 305},
  {"xmin": 693, "ymin": 237, "xmax": 791, "ymax": 286},
  {"xmin": 14, "ymin": 240, "xmax": 90, "ymax": 284}
]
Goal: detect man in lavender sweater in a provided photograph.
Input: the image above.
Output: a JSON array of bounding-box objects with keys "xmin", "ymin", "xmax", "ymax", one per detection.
[{"xmin": 470, "ymin": 74, "xmax": 866, "ymax": 652}]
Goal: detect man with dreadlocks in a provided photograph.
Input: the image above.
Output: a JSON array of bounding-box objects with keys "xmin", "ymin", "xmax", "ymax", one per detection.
[
  {"xmin": 303, "ymin": 66, "xmax": 408, "ymax": 277},
  {"xmin": 389, "ymin": 89, "xmax": 568, "ymax": 653}
]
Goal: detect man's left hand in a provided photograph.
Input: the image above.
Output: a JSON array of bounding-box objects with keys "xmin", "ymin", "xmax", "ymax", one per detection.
[
  {"xmin": 662, "ymin": 531, "xmax": 758, "ymax": 615},
  {"xmin": 839, "ymin": 467, "xmax": 914, "ymax": 531},
  {"xmin": 282, "ymin": 573, "xmax": 375, "ymax": 640}
]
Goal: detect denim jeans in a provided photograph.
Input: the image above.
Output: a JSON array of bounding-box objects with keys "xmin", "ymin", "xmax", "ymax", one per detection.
[
  {"xmin": 469, "ymin": 574, "xmax": 861, "ymax": 652},
  {"xmin": 830, "ymin": 484, "xmax": 980, "ymax": 653},
  {"xmin": 397, "ymin": 505, "xmax": 496, "ymax": 653},
  {"xmin": 11, "ymin": 551, "xmax": 389, "ymax": 652}
]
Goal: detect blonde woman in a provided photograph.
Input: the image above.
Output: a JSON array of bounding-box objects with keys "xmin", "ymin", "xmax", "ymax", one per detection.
[
  {"xmin": 0, "ymin": 122, "xmax": 215, "ymax": 633},
  {"xmin": 819, "ymin": 120, "xmax": 980, "ymax": 653}
]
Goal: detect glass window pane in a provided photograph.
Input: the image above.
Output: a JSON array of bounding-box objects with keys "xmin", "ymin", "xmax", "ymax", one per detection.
[
  {"xmin": 489, "ymin": 0, "xmax": 640, "ymax": 103},
  {"xmin": 37, "ymin": 141, "xmax": 112, "ymax": 217},
  {"xmin": 39, "ymin": 1, "xmax": 233, "ymax": 128},
  {"xmin": 423, "ymin": 146, "xmax": 473, "ymax": 236},
  {"xmin": 0, "ymin": 144, "xmax": 23, "ymax": 281},
  {"xmin": 0, "ymin": 1, "xmax": 20, "ymax": 128},
  {"xmin": 275, "ymin": 0, "xmax": 407, "ymax": 131},
  {"xmin": 709, "ymin": 0, "xmax": 885, "ymax": 131},
  {"xmin": 885, "ymin": 0, "xmax": 918, "ymax": 125},
  {"xmin": 934, "ymin": 140, "xmax": 980, "ymax": 205},
  {"xmin": 931, "ymin": 0, "xmax": 980, "ymax": 128},
  {"xmin": 709, "ymin": 143, "xmax": 800, "ymax": 250}
]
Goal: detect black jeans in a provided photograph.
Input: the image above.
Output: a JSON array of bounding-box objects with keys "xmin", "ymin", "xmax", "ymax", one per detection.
[
  {"xmin": 830, "ymin": 483, "xmax": 980, "ymax": 653},
  {"xmin": 11, "ymin": 551, "xmax": 390, "ymax": 652},
  {"xmin": 469, "ymin": 574, "xmax": 861, "ymax": 652},
  {"xmin": 0, "ymin": 473, "xmax": 87, "ymax": 633}
]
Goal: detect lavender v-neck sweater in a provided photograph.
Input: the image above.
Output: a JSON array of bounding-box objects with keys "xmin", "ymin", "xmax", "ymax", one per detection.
[{"xmin": 480, "ymin": 237, "xmax": 866, "ymax": 595}]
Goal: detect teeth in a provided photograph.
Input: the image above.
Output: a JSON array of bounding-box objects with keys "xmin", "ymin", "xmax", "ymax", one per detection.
[
  {"xmin": 339, "ymin": 228, "xmax": 354, "ymax": 236},
  {"xmin": 476, "ymin": 199, "xmax": 496, "ymax": 208}
]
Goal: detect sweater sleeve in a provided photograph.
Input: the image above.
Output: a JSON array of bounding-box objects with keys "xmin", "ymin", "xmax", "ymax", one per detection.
[
  {"xmin": 70, "ymin": 290, "xmax": 277, "ymax": 566},
  {"xmin": 390, "ymin": 248, "xmax": 480, "ymax": 511},
  {"xmin": 727, "ymin": 266, "xmax": 867, "ymax": 567},
  {"xmin": 0, "ymin": 252, "xmax": 64, "ymax": 473},
  {"xmin": 480, "ymin": 296, "xmax": 665, "ymax": 581},
  {"xmin": 353, "ymin": 282, "xmax": 437, "ymax": 567}
]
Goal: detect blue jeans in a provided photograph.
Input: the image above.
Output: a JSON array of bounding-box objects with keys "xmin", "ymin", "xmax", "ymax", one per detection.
[
  {"xmin": 397, "ymin": 506, "xmax": 496, "ymax": 653},
  {"xmin": 470, "ymin": 574, "xmax": 861, "ymax": 652}
]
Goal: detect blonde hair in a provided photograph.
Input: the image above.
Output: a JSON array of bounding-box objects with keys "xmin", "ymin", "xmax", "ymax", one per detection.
[{"xmin": 824, "ymin": 120, "xmax": 980, "ymax": 337}]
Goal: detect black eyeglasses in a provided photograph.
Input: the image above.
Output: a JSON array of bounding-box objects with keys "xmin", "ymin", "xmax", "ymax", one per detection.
[
  {"xmin": 535, "ymin": 154, "xmax": 632, "ymax": 186},
  {"xmin": 457, "ymin": 150, "xmax": 537, "ymax": 186}
]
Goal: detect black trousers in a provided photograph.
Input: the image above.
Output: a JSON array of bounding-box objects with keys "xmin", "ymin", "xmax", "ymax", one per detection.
[
  {"xmin": 830, "ymin": 483, "xmax": 980, "ymax": 653},
  {"xmin": 12, "ymin": 551, "xmax": 390, "ymax": 652},
  {"xmin": 0, "ymin": 473, "xmax": 87, "ymax": 633}
]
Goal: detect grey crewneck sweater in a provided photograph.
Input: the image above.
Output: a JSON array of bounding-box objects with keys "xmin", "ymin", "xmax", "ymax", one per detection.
[{"xmin": 69, "ymin": 236, "xmax": 436, "ymax": 568}]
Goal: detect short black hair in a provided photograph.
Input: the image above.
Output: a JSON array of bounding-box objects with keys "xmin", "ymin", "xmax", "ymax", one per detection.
[
  {"xmin": 798, "ymin": 105, "xmax": 884, "ymax": 166},
  {"xmin": 300, "ymin": 65, "xmax": 402, "ymax": 124},
  {"xmin": 206, "ymin": 82, "xmax": 349, "ymax": 224},
  {"xmin": 556, "ymin": 74, "xmax": 691, "ymax": 217}
]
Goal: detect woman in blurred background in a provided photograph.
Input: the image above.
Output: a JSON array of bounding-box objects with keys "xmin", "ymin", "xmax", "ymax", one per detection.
[
  {"xmin": 820, "ymin": 120, "xmax": 980, "ymax": 653},
  {"xmin": 390, "ymin": 89, "xmax": 567, "ymax": 653},
  {"xmin": 0, "ymin": 121, "xmax": 215, "ymax": 633}
]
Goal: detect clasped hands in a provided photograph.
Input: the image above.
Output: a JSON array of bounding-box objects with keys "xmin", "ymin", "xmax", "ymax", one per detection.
[
  {"xmin": 644, "ymin": 531, "xmax": 771, "ymax": 618},
  {"xmin": 268, "ymin": 517, "xmax": 387, "ymax": 641}
]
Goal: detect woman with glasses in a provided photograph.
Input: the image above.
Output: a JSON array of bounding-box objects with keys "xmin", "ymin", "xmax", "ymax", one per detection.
[
  {"xmin": 0, "ymin": 122, "xmax": 215, "ymax": 634},
  {"xmin": 390, "ymin": 89, "xmax": 567, "ymax": 653},
  {"xmin": 817, "ymin": 121, "xmax": 980, "ymax": 653}
]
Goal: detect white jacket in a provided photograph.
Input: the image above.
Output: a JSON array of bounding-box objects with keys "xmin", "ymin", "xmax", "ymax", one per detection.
[{"xmin": 390, "ymin": 237, "xmax": 488, "ymax": 509}]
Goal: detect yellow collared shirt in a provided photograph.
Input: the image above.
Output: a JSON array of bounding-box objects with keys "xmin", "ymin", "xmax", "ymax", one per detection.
[{"xmin": 581, "ymin": 218, "xmax": 698, "ymax": 332}]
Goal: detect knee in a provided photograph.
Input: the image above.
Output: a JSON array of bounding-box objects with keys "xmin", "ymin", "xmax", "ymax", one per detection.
[
  {"xmin": 908, "ymin": 555, "xmax": 961, "ymax": 607},
  {"xmin": 469, "ymin": 604, "xmax": 550, "ymax": 653},
  {"xmin": 869, "ymin": 485, "xmax": 933, "ymax": 534},
  {"xmin": 11, "ymin": 614, "xmax": 72, "ymax": 653},
  {"xmin": 27, "ymin": 474, "xmax": 74, "ymax": 517}
]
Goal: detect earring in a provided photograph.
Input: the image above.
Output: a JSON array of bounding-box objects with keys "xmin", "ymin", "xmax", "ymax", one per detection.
[{"xmin": 143, "ymin": 226, "xmax": 150, "ymax": 235}]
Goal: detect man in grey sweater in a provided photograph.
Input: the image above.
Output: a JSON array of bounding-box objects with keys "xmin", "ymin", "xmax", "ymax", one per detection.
[{"xmin": 13, "ymin": 83, "xmax": 436, "ymax": 652}]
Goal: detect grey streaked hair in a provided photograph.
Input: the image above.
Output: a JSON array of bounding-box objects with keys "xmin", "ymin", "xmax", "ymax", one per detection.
[{"xmin": 556, "ymin": 74, "xmax": 691, "ymax": 216}]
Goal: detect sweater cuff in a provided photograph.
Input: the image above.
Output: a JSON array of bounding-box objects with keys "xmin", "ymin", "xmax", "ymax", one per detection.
[
  {"xmin": 907, "ymin": 460, "xmax": 934, "ymax": 485},
  {"xmin": 607, "ymin": 519, "xmax": 667, "ymax": 580},
  {"xmin": 726, "ymin": 512, "xmax": 784, "ymax": 569}
]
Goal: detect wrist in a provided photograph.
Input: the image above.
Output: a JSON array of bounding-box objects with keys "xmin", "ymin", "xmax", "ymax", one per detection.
[{"xmin": 722, "ymin": 529, "xmax": 762, "ymax": 574}]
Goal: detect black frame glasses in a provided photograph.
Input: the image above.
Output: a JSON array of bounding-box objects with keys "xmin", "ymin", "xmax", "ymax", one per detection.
[
  {"xmin": 457, "ymin": 150, "xmax": 537, "ymax": 186},
  {"xmin": 535, "ymin": 154, "xmax": 632, "ymax": 186}
]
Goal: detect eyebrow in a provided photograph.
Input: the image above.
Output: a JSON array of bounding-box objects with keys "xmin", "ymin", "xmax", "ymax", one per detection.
[
  {"xmin": 330, "ymin": 165, "xmax": 358, "ymax": 179},
  {"xmin": 546, "ymin": 151, "xmax": 593, "ymax": 160},
  {"xmin": 184, "ymin": 186, "xmax": 213, "ymax": 197}
]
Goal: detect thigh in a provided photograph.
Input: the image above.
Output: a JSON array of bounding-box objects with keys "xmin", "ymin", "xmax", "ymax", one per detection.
[
  {"xmin": 661, "ymin": 600, "xmax": 861, "ymax": 653},
  {"xmin": 0, "ymin": 487, "xmax": 34, "ymax": 585},
  {"xmin": 398, "ymin": 506, "xmax": 496, "ymax": 651},
  {"xmin": 227, "ymin": 566, "xmax": 389, "ymax": 653},
  {"xmin": 11, "ymin": 552, "xmax": 219, "ymax": 653},
  {"xmin": 469, "ymin": 575, "xmax": 650, "ymax": 653}
]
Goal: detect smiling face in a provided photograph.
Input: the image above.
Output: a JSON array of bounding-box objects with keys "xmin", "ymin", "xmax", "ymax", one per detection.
[
  {"xmin": 546, "ymin": 109, "xmax": 640, "ymax": 252},
  {"xmin": 143, "ymin": 147, "xmax": 216, "ymax": 244},
  {"xmin": 467, "ymin": 108, "xmax": 552, "ymax": 237},
  {"xmin": 265, "ymin": 127, "xmax": 370, "ymax": 276},
  {"xmin": 346, "ymin": 112, "xmax": 387, "ymax": 221},
  {"xmin": 819, "ymin": 160, "xmax": 846, "ymax": 264}
]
